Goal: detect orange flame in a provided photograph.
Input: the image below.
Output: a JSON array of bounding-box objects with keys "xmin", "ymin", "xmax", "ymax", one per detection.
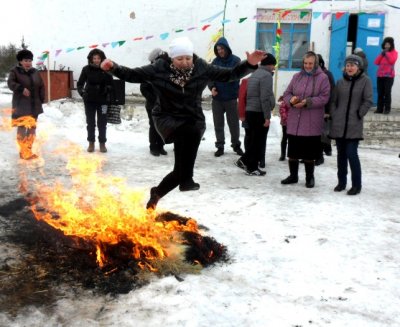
[{"xmin": 27, "ymin": 143, "xmax": 199, "ymax": 270}]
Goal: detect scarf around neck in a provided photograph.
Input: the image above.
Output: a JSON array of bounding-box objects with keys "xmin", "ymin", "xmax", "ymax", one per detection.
[{"xmin": 169, "ymin": 64, "xmax": 194, "ymax": 88}]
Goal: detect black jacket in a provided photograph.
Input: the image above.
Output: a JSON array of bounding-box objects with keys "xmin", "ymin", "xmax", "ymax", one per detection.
[
  {"xmin": 112, "ymin": 56, "xmax": 256, "ymax": 143},
  {"xmin": 77, "ymin": 64, "xmax": 114, "ymax": 104},
  {"xmin": 7, "ymin": 65, "xmax": 45, "ymax": 119}
]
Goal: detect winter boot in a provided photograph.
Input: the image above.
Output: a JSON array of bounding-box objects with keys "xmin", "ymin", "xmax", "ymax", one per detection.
[
  {"xmin": 87, "ymin": 142, "xmax": 95, "ymax": 153},
  {"xmin": 99, "ymin": 143, "xmax": 107, "ymax": 153},
  {"xmin": 304, "ymin": 161, "xmax": 315, "ymax": 188},
  {"xmin": 281, "ymin": 160, "xmax": 299, "ymax": 184},
  {"xmin": 279, "ymin": 143, "xmax": 286, "ymax": 161},
  {"xmin": 179, "ymin": 179, "xmax": 200, "ymax": 191},
  {"xmin": 159, "ymin": 146, "xmax": 168, "ymax": 155},
  {"xmin": 214, "ymin": 148, "xmax": 224, "ymax": 157}
]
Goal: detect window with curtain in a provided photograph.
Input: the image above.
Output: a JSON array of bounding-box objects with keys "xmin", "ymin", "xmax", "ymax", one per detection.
[{"xmin": 256, "ymin": 21, "xmax": 311, "ymax": 70}]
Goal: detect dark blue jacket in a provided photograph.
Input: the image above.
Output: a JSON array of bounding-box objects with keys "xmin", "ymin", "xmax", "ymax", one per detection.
[{"xmin": 208, "ymin": 37, "xmax": 241, "ymax": 101}]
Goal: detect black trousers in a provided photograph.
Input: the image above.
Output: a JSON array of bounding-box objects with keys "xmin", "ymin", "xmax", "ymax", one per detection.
[
  {"xmin": 85, "ymin": 102, "xmax": 107, "ymax": 143},
  {"xmin": 145, "ymin": 105, "xmax": 164, "ymax": 151},
  {"xmin": 156, "ymin": 123, "xmax": 202, "ymax": 197},
  {"xmin": 240, "ymin": 111, "xmax": 269, "ymax": 171},
  {"xmin": 377, "ymin": 77, "xmax": 394, "ymax": 113}
]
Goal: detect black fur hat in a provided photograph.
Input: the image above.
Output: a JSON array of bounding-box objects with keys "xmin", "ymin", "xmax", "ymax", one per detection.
[
  {"xmin": 87, "ymin": 49, "xmax": 106, "ymax": 64},
  {"xmin": 260, "ymin": 53, "xmax": 277, "ymax": 66},
  {"xmin": 382, "ymin": 37, "xmax": 395, "ymax": 51},
  {"xmin": 16, "ymin": 49, "xmax": 34, "ymax": 61}
]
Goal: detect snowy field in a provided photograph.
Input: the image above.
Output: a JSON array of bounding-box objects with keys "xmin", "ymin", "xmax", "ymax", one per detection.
[{"xmin": 0, "ymin": 88, "xmax": 400, "ymax": 327}]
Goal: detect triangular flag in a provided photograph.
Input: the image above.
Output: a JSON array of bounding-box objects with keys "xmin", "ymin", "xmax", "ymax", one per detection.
[
  {"xmin": 160, "ymin": 33, "xmax": 169, "ymax": 40},
  {"xmin": 77, "ymin": 46, "xmax": 85, "ymax": 50},
  {"xmin": 312, "ymin": 12, "xmax": 322, "ymax": 19},
  {"xmin": 187, "ymin": 27, "xmax": 197, "ymax": 31},
  {"xmin": 66, "ymin": 48, "xmax": 75, "ymax": 53},
  {"xmin": 89, "ymin": 44, "xmax": 98, "ymax": 48},
  {"xmin": 200, "ymin": 10, "xmax": 224, "ymax": 23},
  {"xmin": 221, "ymin": 19, "xmax": 231, "ymax": 24},
  {"xmin": 175, "ymin": 29, "xmax": 184, "ymax": 33},
  {"xmin": 276, "ymin": 28, "xmax": 282, "ymax": 35},
  {"xmin": 335, "ymin": 12, "xmax": 345, "ymax": 20},
  {"xmin": 202, "ymin": 24, "xmax": 211, "ymax": 31},
  {"xmin": 239, "ymin": 17, "xmax": 247, "ymax": 23},
  {"xmin": 145, "ymin": 36, "xmax": 154, "ymax": 40},
  {"xmin": 102, "ymin": 43, "xmax": 109, "ymax": 47},
  {"xmin": 41, "ymin": 53, "xmax": 49, "ymax": 60},
  {"xmin": 282, "ymin": 10, "xmax": 291, "ymax": 18},
  {"xmin": 111, "ymin": 42, "xmax": 119, "ymax": 48},
  {"xmin": 133, "ymin": 37, "xmax": 143, "ymax": 41},
  {"xmin": 55, "ymin": 49, "xmax": 62, "ymax": 57},
  {"xmin": 118, "ymin": 41, "xmax": 126, "ymax": 46},
  {"xmin": 300, "ymin": 11, "xmax": 309, "ymax": 19},
  {"xmin": 322, "ymin": 12, "xmax": 330, "ymax": 20}
]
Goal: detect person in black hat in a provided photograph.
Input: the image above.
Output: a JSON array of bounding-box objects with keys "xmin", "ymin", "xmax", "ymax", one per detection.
[
  {"xmin": 77, "ymin": 49, "xmax": 114, "ymax": 153},
  {"xmin": 7, "ymin": 49, "xmax": 45, "ymax": 160},
  {"xmin": 234, "ymin": 53, "xmax": 276, "ymax": 176}
]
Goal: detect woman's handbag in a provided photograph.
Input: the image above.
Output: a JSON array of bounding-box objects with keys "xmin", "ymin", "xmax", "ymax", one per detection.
[{"xmin": 107, "ymin": 105, "xmax": 122, "ymax": 124}]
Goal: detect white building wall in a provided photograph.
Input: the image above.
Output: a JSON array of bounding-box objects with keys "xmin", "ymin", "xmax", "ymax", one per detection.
[{"xmin": 25, "ymin": 0, "xmax": 400, "ymax": 106}]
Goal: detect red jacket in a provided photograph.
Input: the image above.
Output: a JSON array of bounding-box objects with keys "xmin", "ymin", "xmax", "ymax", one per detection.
[{"xmin": 374, "ymin": 49, "xmax": 398, "ymax": 78}]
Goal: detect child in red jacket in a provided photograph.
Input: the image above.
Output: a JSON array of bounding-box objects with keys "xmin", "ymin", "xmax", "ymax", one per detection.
[{"xmin": 278, "ymin": 95, "xmax": 289, "ymax": 161}]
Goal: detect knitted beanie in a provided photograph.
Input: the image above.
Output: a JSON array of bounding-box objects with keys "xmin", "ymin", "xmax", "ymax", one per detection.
[{"xmin": 169, "ymin": 37, "xmax": 194, "ymax": 58}]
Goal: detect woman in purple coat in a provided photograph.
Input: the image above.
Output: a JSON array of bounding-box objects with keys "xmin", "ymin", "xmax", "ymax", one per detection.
[{"xmin": 281, "ymin": 51, "xmax": 330, "ymax": 188}]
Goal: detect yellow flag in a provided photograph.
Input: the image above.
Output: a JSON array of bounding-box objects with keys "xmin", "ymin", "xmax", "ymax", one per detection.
[{"xmin": 205, "ymin": 28, "xmax": 223, "ymax": 63}]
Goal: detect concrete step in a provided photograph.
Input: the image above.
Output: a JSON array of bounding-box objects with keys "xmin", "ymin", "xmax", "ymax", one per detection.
[{"xmin": 363, "ymin": 108, "xmax": 400, "ymax": 148}]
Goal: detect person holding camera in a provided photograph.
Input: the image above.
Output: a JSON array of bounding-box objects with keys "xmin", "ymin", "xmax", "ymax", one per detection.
[{"xmin": 77, "ymin": 49, "xmax": 114, "ymax": 153}]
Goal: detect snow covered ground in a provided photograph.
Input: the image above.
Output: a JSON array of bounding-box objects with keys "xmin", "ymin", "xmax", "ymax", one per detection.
[{"xmin": 0, "ymin": 88, "xmax": 400, "ymax": 326}]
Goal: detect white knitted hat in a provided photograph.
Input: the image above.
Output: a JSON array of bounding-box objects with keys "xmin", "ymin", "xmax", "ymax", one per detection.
[{"xmin": 169, "ymin": 37, "xmax": 194, "ymax": 58}]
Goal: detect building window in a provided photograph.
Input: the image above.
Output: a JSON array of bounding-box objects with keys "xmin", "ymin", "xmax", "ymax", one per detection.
[{"xmin": 256, "ymin": 9, "xmax": 311, "ymax": 70}]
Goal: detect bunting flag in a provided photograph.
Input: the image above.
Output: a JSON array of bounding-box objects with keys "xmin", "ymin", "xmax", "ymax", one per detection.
[
  {"xmin": 200, "ymin": 10, "xmax": 224, "ymax": 23},
  {"xmin": 385, "ymin": 3, "xmax": 400, "ymax": 10},
  {"xmin": 39, "ymin": 0, "xmax": 327, "ymax": 58},
  {"xmin": 160, "ymin": 33, "xmax": 169, "ymax": 40},
  {"xmin": 335, "ymin": 12, "xmax": 346, "ymax": 20},
  {"xmin": 322, "ymin": 12, "xmax": 330, "ymax": 20},
  {"xmin": 312, "ymin": 12, "xmax": 321, "ymax": 19}
]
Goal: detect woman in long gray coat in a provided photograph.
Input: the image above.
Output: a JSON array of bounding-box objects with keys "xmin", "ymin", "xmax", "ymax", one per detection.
[{"xmin": 329, "ymin": 54, "xmax": 373, "ymax": 195}]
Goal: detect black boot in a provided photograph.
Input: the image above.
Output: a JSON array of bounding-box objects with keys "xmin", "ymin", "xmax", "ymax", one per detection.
[
  {"xmin": 281, "ymin": 160, "xmax": 299, "ymax": 184},
  {"xmin": 305, "ymin": 161, "xmax": 315, "ymax": 188},
  {"xmin": 279, "ymin": 142, "xmax": 286, "ymax": 161},
  {"xmin": 146, "ymin": 187, "xmax": 161, "ymax": 210}
]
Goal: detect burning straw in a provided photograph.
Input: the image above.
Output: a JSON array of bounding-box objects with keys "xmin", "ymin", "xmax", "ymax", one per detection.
[{"xmin": 17, "ymin": 142, "xmax": 228, "ymax": 281}]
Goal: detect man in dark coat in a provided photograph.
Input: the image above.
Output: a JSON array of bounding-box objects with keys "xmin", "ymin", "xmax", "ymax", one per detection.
[{"xmin": 208, "ymin": 37, "xmax": 244, "ymax": 157}]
